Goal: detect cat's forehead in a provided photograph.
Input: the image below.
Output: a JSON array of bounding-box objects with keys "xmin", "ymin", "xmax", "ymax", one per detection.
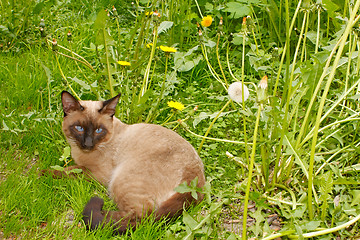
[{"xmin": 79, "ymin": 100, "xmax": 103, "ymax": 115}]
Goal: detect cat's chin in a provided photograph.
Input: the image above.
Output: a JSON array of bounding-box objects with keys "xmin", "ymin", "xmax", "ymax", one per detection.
[
  {"xmin": 78, "ymin": 145, "xmax": 96, "ymax": 153},
  {"xmin": 81, "ymin": 148, "xmax": 95, "ymax": 153}
]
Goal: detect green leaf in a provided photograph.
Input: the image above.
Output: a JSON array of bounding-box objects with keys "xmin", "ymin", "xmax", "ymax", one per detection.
[
  {"xmin": 318, "ymin": 171, "xmax": 333, "ymax": 200},
  {"xmin": 70, "ymin": 77, "xmax": 91, "ymax": 90},
  {"xmin": 96, "ymin": 29, "xmax": 115, "ymax": 46},
  {"xmin": 250, "ymin": 208, "xmax": 265, "ymax": 236},
  {"xmin": 190, "ymin": 177, "xmax": 198, "ymax": 188},
  {"xmin": 227, "ymin": 233, "xmax": 237, "ymax": 240},
  {"xmin": 318, "ymin": 171, "xmax": 333, "ymax": 220},
  {"xmin": 174, "ymin": 178, "xmax": 199, "ymax": 200},
  {"xmin": 69, "ymin": 168, "xmax": 83, "ymax": 174},
  {"xmin": 293, "ymin": 205, "xmax": 307, "ymax": 218},
  {"xmin": 350, "ymin": 190, "xmax": 360, "ymax": 206},
  {"xmin": 283, "ymin": 134, "xmax": 309, "ymax": 179},
  {"xmin": 193, "ymin": 111, "xmax": 233, "ymax": 128},
  {"xmin": 138, "ymin": 89, "xmax": 152, "ymax": 104},
  {"xmin": 93, "ymin": 9, "xmax": 107, "ymax": 30},
  {"xmin": 190, "ymin": 191, "xmax": 198, "ymax": 200},
  {"xmin": 158, "ymin": 21, "xmax": 173, "ymax": 35},
  {"xmin": 33, "ymin": 1, "xmax": 45, "ymax": 14},
  {"xmin": 40, "ymin": 63, "xmax": 52, "ymax": 82},
  {"xmin": 50, "ymin": 165, "xmax": 65, "ymax": 171},
  {"xmin": 333, "ymin": 177, "xmax": 360, "ymax": 184},
  {"xmin": 59, "ymin": 146, "xmax": 71, "ymax": 162},
  {"xmin": 322, "ymin": 0, "xmax": 340, "ymax": 18},
  {"xmin": 174, "ymin": 46, "xmax": 202, "ymax": 72},
  {"xmin": 223, "ymin": 2, "xmax": 251, "ymax": 19},
  {"xmin": 295, "ymin": 224, "xmax": 304, "ymax": 240},
  {"xmin": 182, "ymin": 211, "xmax": 199, "ymax": 230},
  {"xmin": 174, "ymin": 182, "xmax": 192, "ymax": 194},
  {"xmin": 301, "ymin": 220, "xmax": 321, "ymax": 231},
  {"xmin": 2, "ymin": 120, "xmax": 9, "ymax": 131}
]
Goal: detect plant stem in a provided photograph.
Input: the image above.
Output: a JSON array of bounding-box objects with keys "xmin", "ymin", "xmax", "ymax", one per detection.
[
  {"xmin": 273, "ymin": 1, "xmax": 302, "ymax": 96},
  {"xmin": 103, "ymin": 28, "xmax": 114, "ymax": 97},
  {"xmin": 216, "ymin": 33, "xmax": 228, "ymax": 88},
  {"xmin": 300, "ymin": 10, "xmax": 310, "ymax": 62},
  {"xmin": 47, "ymin": 39, "xmax": 95, "ymax": 72},
  {"xmin": 55, "ymin": 53, "xmax": 80, "ymax": 100},
  {"xmin": 315, "ymin": 5, "xmax": 321, "ymax": 53},
  {"xmin": 340, "ymin": 32, "xmax": 356, "ymax": 117},
  {"xmin": 198, "ymin": 100, "xmax": 232, "ymax": 153},
  {"xmin": 140, "ymin": 25, "xmax": 158, "ymax": 99},
  {"xmin": 180, "ymin": 121, "xmax": 250, "ymax": 145},
  {"xmin": 241, "ymin": 30, "xmax": 246, "ymax": 83},
  {"xmin": 146, "ymin": 54, "xmax": 169, "ymax": 123},
  {"xmin": 240, "ymin": 36, "xmax": 250, "ymax": 195},
  {"xmin": 262, "ymin": 230, "xmax": 296, "ymax": 240},
  {"xmin": 161, "ymin": 111, "xmax": 175, "ymax": 126},
  {"xmin": 194, "ymin": 0, "xmax": 203, "ymax": 18},
  {"xmin": 200, "ymin": 44, "xmax": 226, "ymax": 89},
  {"xmin": 242, "ymin": 105, "xmax": 261, "ymax": 240},
  {"xmin": 290, "ymin": 213, "xmax": 360, "ymax": 238}
]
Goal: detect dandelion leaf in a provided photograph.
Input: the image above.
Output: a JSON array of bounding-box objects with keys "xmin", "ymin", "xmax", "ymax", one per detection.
[
  {"xmin": 158, "ymin": 21, "xmax": 173, "ymax": 35},
  {"xmin": 350, "ymin": 190, "xmax": 360, "ymax": 206},
  {"xmin": 174, "ymin": 46, "xmax": 202, "ymax": 72},
  {"xmin": 50, "ymin": 165, "xmax": 64, "ymax": 171},
  {"xmin": 318, "ymin": 171, "xmax": 333, "ymax": 220},
  {"xmin": 223, "ymin": 2, "xmax": 251, "ymax": 19},
  {"xmin": 93, "ymin": 9, "xmax": 107, "ymax": 30},
  {"xmin": 70, "ymin": 77, "xmax": 91, "ymax": 90},
  {"xmin": 301, "ymin": 220, "xmax": 321, "ymax": 231},
  {"xmin": 322, "ymin": 0, "xmax": 340, "ymax": 18}
]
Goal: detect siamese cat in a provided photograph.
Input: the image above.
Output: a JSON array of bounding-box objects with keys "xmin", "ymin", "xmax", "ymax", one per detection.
[{"xmin": 56, "ymin": 91, "xmax": 205, "ymax": 234}]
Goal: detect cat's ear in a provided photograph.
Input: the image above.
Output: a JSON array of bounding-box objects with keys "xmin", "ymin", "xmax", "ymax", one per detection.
[
  {"xmin": 99, "ymin": 93, "xmax": 121, "ymax": 117},
  {"xmin": 61, "ymin": 91, "xmax": 84, "ymax": 116}
]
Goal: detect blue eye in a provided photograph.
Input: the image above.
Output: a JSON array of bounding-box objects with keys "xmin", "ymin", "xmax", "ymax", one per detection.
[
  {"xmin": 95, "ymin": 128, "xmax": 103, "ymax": 134},
  {"xmin": 74, "ymin": 125, "xmax": 84, "ymax": 132}
]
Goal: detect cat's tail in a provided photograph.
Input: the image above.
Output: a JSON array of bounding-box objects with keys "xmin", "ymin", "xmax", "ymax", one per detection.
[{"xmin": 82, "ymin": 192, "xmax": 201, "ymax": 234}]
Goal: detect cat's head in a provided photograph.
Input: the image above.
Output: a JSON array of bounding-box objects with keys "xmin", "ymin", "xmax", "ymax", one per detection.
[{"xmin": 61, "ymin": 91, "xmax": 120, "ymax": 152}]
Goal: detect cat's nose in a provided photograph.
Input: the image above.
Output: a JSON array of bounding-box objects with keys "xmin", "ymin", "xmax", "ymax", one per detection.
[{"xmin": 84, "ymin": 136, "xmax": 94, "ymax": 149}]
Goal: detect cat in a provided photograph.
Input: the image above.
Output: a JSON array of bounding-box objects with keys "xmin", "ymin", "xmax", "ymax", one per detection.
[{"xmin": 57, "ymin": 91, "xmax": 205, "ymax": 234}]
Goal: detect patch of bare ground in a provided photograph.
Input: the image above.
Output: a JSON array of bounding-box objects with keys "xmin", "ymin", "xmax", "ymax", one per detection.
[{"xmin": 220, "ymin": 199, "xmax": 282, "ymax": 238}]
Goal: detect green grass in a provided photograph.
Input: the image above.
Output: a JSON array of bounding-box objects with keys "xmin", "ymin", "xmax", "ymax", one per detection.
[{"xmin": 2, "ymin": 0, "xmax": 360, "ymax": 239}]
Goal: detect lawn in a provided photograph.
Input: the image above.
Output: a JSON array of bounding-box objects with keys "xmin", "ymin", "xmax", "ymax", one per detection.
[{"xmin": 1, "ymin": 0, "xmax": 360, "ymax": 239}]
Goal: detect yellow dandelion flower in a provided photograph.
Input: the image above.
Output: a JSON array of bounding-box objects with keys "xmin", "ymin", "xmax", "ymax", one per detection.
[
  {"xmin": 117, "ymin": 61, "xmax": 131, "ymax": 66},
  {"xmin": 146, "ymin": 43, "xmax": 153, "ymax": 48},
  {"xmin": 201, "ymin": 15, "xmax": 213, "ymax": 27},
  {"xmin": 167, "ymin": 101, "xmax": 185, "ymax": 111},
  {"xmin": 159, "ymin": 45, "xmax": 177, "ymax": 53}
]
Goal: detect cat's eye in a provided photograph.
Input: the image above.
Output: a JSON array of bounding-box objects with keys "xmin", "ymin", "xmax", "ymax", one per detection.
[
  {"xmin": 74, "ymin": 125, "xmax": 84, "ymax": 132},
  {"xmin": 95, "ymin": 128, "xmax": 103, "ymax": 134}
]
